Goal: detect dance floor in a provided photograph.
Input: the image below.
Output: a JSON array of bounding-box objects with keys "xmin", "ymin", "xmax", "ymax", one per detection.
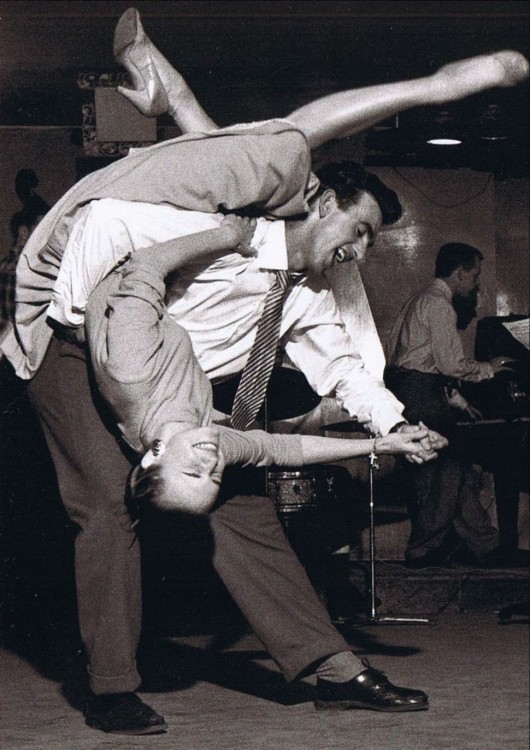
[{"xmin": 1, "ymin": 610, "xmax": 528, "ymax": 750}]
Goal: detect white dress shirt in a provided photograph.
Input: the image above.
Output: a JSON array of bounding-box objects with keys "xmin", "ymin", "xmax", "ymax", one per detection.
[
  {"xmin": 385, "ymin": 278, "xmax": 494, "ymax": 381},
  {"xmin": 49, "ymin": 198, "xmax": 405, "ymax": 435}
]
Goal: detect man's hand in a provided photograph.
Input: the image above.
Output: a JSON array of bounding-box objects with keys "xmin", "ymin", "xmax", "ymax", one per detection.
[
  {"xmin": 394, "ymin": 422, "xmax": 448, "ymax": 464},
  {"xmin": 445, "ymin": 386, "xmax": 483, "ymax": 421}
]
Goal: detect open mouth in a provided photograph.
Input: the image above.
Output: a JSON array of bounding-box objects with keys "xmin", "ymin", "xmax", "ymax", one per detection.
[{"xmin": 193, "ymin": 441, "xmax": 218, "ymax": 452}]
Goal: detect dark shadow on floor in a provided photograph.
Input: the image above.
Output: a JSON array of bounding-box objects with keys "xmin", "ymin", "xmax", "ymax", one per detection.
[{"xmin": 137, "ymin": 638, "xmax": 315, "ymax": 705}]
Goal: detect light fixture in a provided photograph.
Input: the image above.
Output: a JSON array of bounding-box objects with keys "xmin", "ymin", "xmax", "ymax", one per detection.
[
  {"xmin": 478, "ymin": 104, "xmax": 509, "ymax": 141},
  {"xmin": 426, "ymin": 110, "xmax": 463, "ymax": 146}
]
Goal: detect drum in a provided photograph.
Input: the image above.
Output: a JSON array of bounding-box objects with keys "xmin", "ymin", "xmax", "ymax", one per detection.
[
  {"xmin": 267, "ymin": 465, "xmax": 351, "ymax": 514},
  {"xmin": 267, "ymin": 470, "xmax": 318, "ymax": 513}
]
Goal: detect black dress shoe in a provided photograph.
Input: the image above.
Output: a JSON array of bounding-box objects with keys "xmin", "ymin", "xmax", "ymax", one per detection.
[
  {"xmin": 405, "ymin": 549, "xmax": 453, "ymax": 569},
  {"xmin": 85, "ymin": 692, "xmax": 167, "ymax": 735},
  {"xmin": 315, "ymin": 665, "xmax": 429, "ymax": 712}
]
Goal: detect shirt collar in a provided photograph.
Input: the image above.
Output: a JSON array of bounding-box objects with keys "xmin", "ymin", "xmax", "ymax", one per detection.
[
  {"xmin": 432, "ymin": 277, "xmax": 453, "ymax": 301},
  {"xmin": 252, "ymin": 218, "xmax": 288, "ymax": 271}
]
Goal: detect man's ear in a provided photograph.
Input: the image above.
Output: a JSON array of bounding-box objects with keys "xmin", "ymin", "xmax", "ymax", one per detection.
[{"xmin": 318, "ymin": 189, "xmax": 337, "ymax": 218}]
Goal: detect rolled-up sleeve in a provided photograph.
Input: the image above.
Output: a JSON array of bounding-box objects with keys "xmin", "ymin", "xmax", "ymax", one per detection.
[{"xmin": 425, "ymin": 297, "xmax": 493, "ymax": 381}]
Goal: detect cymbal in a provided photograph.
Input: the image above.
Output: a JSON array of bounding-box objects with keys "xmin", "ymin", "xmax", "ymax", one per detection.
[
  {"xmin": 321, "ymin": 420, "xmax": 368, "ymax": 434},
  {"xmin": 212, "ymin": 366, "xmax": 321, "ymax": 421}
]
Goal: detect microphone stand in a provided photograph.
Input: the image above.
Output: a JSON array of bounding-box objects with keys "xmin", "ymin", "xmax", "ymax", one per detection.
[{"xmin": 352, "ymin": 451, "xmax": 431, "ymax": 626}]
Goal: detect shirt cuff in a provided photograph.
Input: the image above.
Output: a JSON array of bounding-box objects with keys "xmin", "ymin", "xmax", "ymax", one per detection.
[
  {"xmin": 371, "ymin": 405, "xmax": 407, "ymax": 437},
  {"xmin": 389, "ymin": 420, "xmax": 409, "ymax": 434}
]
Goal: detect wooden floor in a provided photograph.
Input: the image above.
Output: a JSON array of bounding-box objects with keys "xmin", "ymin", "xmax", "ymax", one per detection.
[{"xmin": 1, "ymin": 610, "xmax": 528, "ymax": 750}]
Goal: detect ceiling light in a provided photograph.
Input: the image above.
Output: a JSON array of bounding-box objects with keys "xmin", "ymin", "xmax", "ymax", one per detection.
[{"xmin": 426, "ymin": 110, "xmax": 463, "ymax": 146}]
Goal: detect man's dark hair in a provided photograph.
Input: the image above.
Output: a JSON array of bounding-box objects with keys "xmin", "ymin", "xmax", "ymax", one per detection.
[
  {"xmin": 314, "ymin": 161, "xmax": 403, "ymax": 225},
  {"xmin": 435, "ymin": 242, "xmax": 484, "ymax": 278},
  {"xmin": 9, "ymin": 206, "xmax": 47, "ymax": 242}
]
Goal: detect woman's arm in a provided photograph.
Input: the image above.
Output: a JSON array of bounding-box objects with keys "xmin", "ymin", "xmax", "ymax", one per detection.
[
  {"xmin": 298, "ymin": 429, "xmax": 447, "ymax": 464},
  {"xmin": 133, "ymin": 214, "xmax": 256, "ymax": 278},
  {"xmin": 217, "ymin": 425, "xmax": 447, "ymax": 468}
]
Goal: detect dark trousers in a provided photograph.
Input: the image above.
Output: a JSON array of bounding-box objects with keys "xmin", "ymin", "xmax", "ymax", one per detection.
[
  {"xmin": 27, "ymin": 337, "xmax": 349, "ymax": 693},
  {"xmin": 385, "ymin": 367, "xmax": 498, "ymax": 559}
]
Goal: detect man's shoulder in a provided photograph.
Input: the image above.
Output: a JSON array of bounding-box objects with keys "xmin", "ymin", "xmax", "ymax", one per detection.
[
  {"xmin": 417, "ymin": 282, "xmax": 454, "ymax": 321},
  {"xmin": 419, "ymin": 279, "xmax": 451, "ymax": 303}
]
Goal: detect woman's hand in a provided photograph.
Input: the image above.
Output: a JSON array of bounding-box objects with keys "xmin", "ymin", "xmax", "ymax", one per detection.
[
  {"xmin": 220, "ymin": 214, "xmax": 257, "ymax": 257},
  {"xmin": 377, "ymin": 426, "xmax": 448, "ymax": 459}
]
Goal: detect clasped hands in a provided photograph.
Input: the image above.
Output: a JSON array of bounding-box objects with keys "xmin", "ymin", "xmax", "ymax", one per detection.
[{"xmin": 395, "ymin": 422, "xmax": 448, "ymax": 464}]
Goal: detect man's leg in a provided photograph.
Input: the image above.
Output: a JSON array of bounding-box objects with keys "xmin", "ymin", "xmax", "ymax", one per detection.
[
  {"xmin": 26, "ymin": 337, "xmax": 167, "ymax": 735},
  {"xmin": 407, "ymin": 454, "xmax": 463, "ymax": 561},
  {"xmin": 209, "ymin": 487, "xmax": 350, "ymax": 681},
  {"xmin": 385, "ymin": 368, "xmax": 458, "ymax": 566},
  {"xmin": 452, "ymin": 464, "xmax": 499, "ymax": 559},
  {"xmin": 26, "ymin": 337, "xmax": 141, "ymax": 694},
  {"xmin": 208, "ymin": 478, "xmax": 428, "ymax": 711}
]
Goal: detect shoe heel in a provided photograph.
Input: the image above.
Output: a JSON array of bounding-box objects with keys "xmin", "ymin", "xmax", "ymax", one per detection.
[{"xmin": 116, "ymin": 83, "xmax": 168, "ymax": 117}]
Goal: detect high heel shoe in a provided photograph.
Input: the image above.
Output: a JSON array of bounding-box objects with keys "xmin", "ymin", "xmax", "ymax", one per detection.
[{"xmin": 113, "ymin": 7, "xmax": 169, "ymax": 117}]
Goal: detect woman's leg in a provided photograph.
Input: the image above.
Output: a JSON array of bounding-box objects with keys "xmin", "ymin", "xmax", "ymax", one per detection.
[
  {"xmin": 114, "ymin": 7, "xmax": 218, "ymax": 133},
  {"xmin": 286, "ymin": 51, "xmax": 528, "ymax": 148},
  {"xmin": 114, "ymin": 9, "xmax": 528, "ymax": 148}
]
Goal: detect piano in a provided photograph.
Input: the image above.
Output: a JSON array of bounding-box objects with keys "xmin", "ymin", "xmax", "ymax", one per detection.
[
  {"xmin": 458, "ymin": 315, "xmax": 529, "ymax": 421},
  {"xmin": 456, "ymin": 315, "xmax": 529, "ymax": 550}
]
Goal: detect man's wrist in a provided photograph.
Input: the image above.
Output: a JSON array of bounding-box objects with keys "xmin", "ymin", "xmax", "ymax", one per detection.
[{"xmin": 389, "ymin": 420, "xmax": 408, "ymax": 434}]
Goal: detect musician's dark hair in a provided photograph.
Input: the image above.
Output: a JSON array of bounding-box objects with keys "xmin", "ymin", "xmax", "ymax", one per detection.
[
  {"xmin": 435, "ymin": 242, "xmax": 484, "ymax": 278},
  {"xmin": 313, "ymin": 161, "xmax": 403, "ymax": 225}
]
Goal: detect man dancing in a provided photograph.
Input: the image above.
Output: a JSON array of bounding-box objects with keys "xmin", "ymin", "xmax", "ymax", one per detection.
[{"xmin": 2, "ymin": 8, "xmax": 527, "ymax": 735}]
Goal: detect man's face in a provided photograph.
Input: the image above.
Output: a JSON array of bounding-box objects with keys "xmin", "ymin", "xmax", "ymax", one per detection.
[
  {"xmin": 288, "ymin": 190, "xmax": 383, "ymax": 276},
  {"xmin": 160, "ymin": 426, "xmax": 225, "ymax": 514},
  {"xmin": 457, "ymin": 259, "xmax": 482, "ymax": 299}
]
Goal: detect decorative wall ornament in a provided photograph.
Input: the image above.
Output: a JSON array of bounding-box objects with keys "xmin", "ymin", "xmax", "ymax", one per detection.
[{"xmin": 77, "ymin": 72, "xmax": 157, "ymax": 157}]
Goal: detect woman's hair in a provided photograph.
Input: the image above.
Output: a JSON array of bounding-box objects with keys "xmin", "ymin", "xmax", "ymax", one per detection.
[
  {"xmin": 314, "ymin": 161, "xmax": 403, "ymax": 225},
  {"xmin": 128, "ymin": 460, "xmax": 210, "ymax": 515},
  {"xmin": 129, "ymin": 462, "xmax": 169, "ymax": 511}
]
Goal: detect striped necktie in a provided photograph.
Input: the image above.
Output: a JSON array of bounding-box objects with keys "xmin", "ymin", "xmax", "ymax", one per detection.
[{"xmin": 231, "ymin": 270, "xmax": 291, "ymax": 431}]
